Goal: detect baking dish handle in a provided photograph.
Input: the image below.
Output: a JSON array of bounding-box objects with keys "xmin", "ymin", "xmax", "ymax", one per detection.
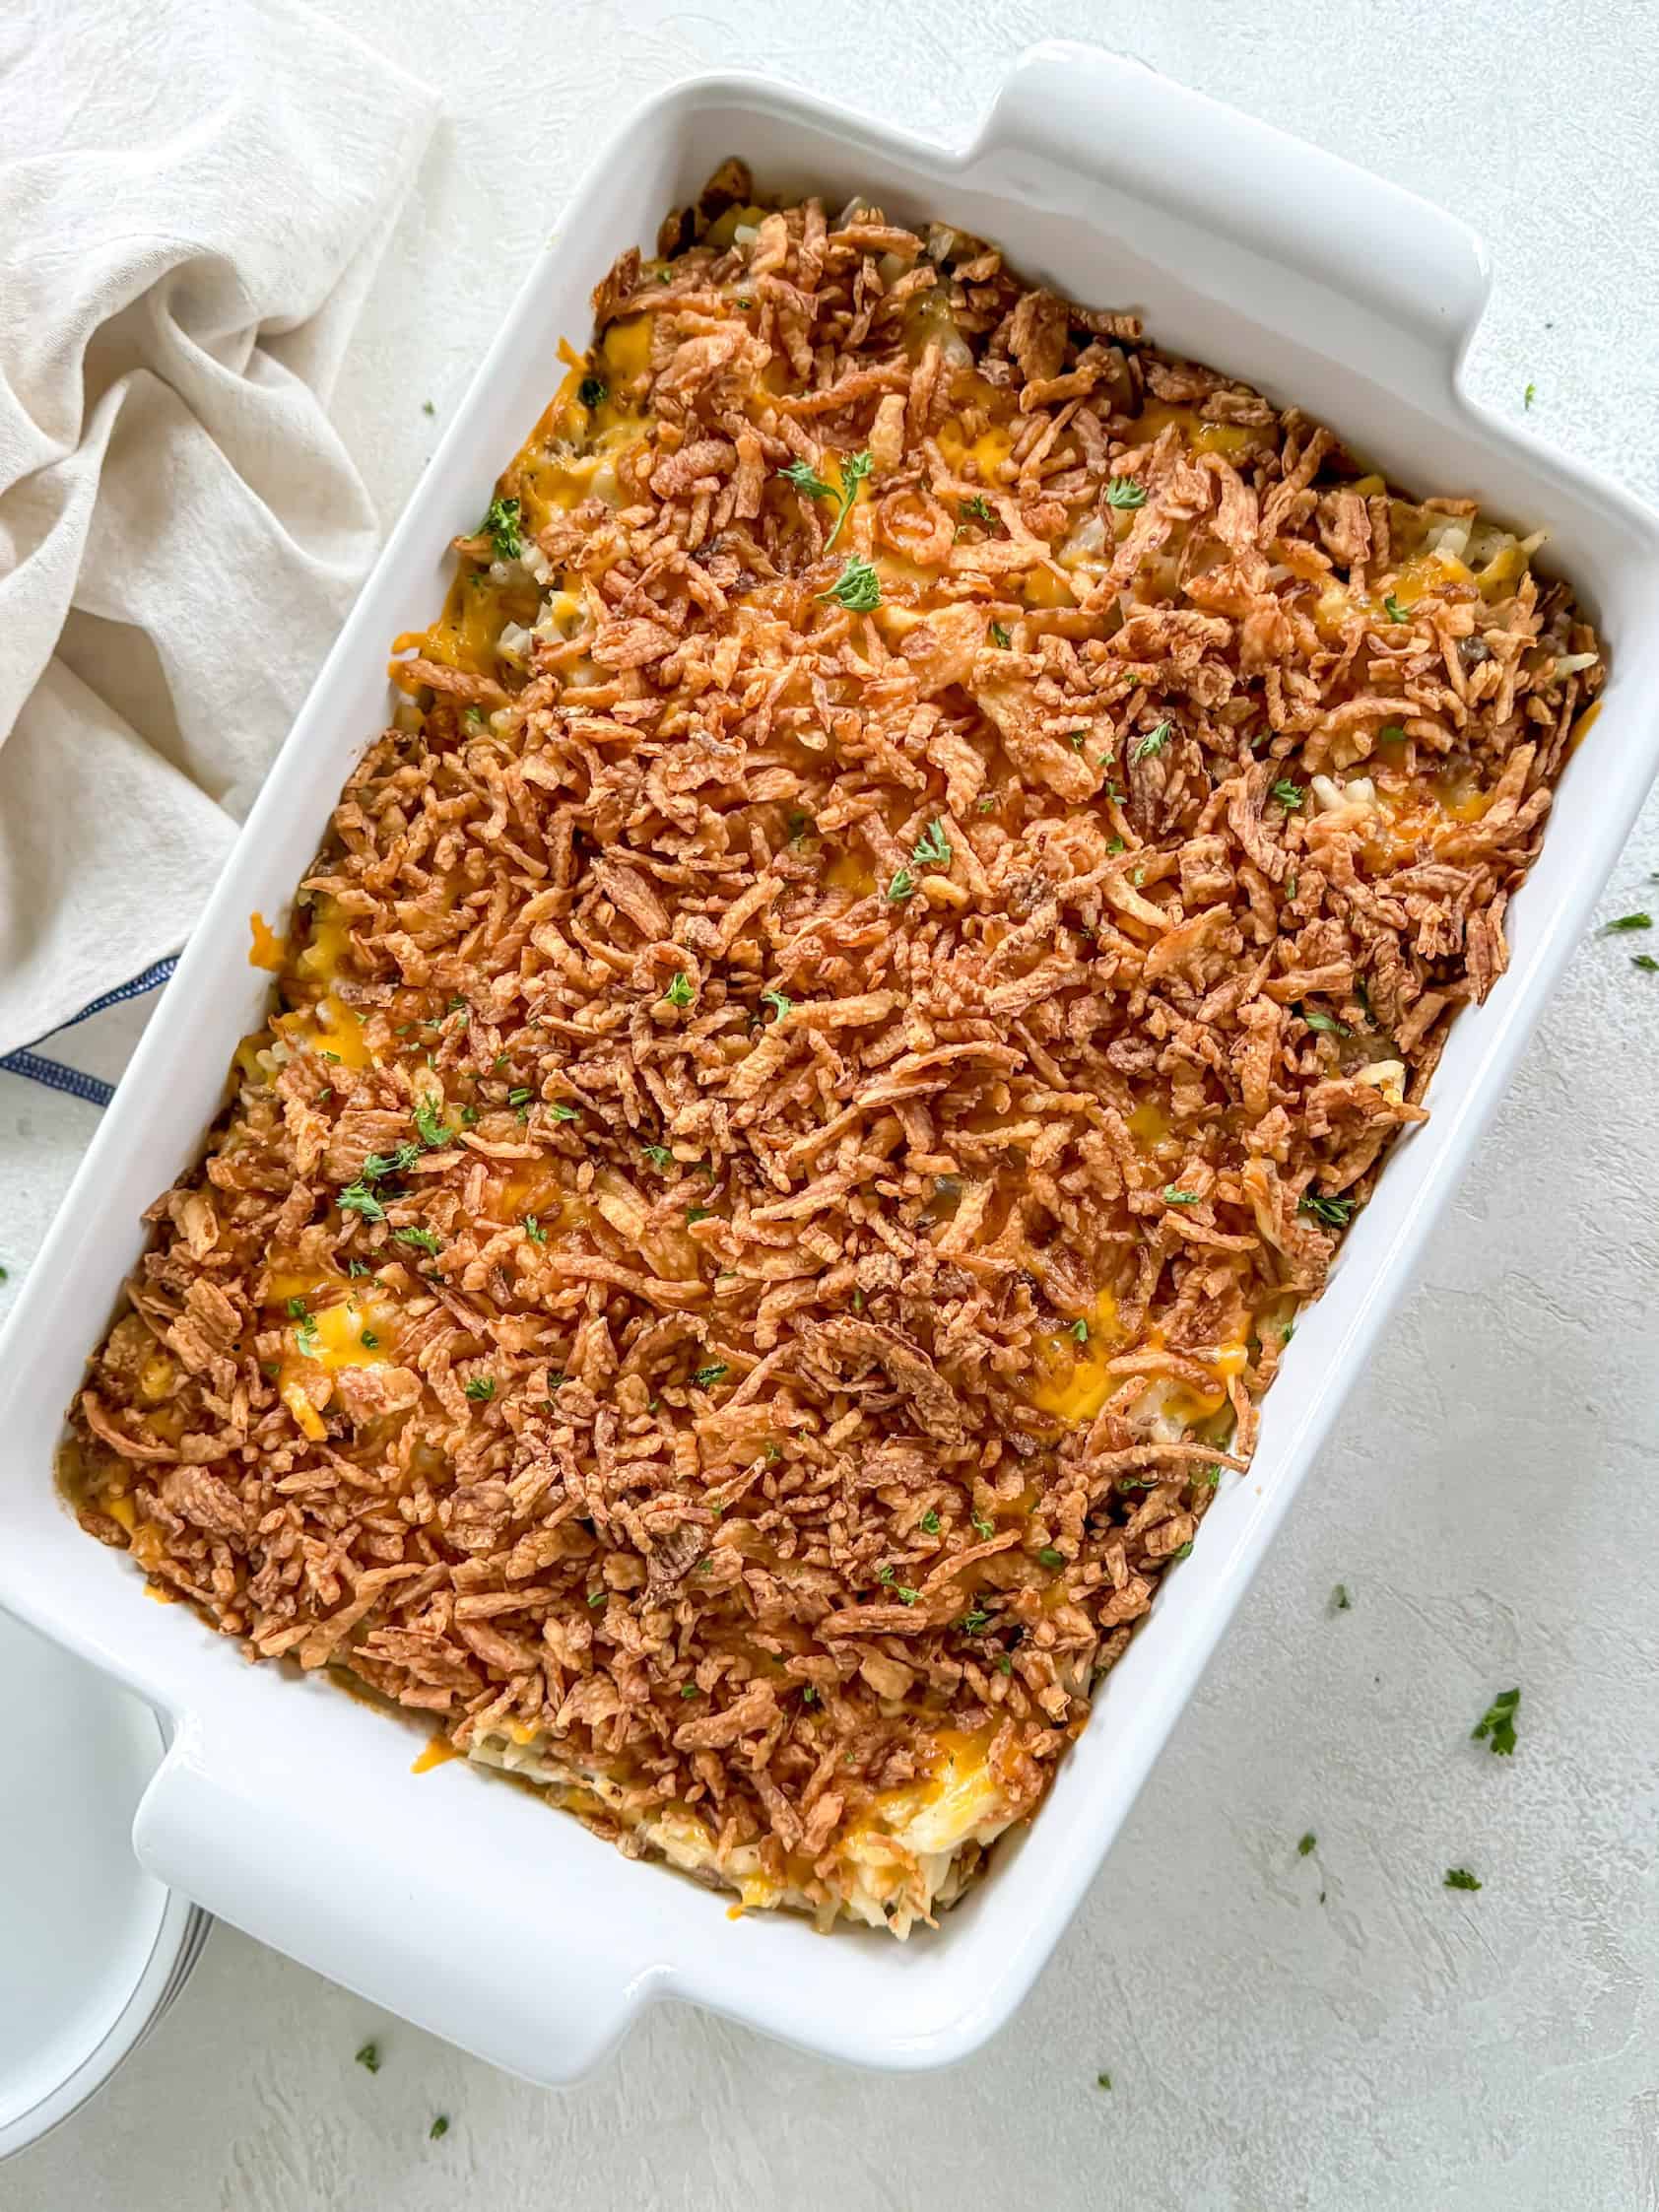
[
  {"xmin": 133, "ymin": 1714, "xmax": 651, "ymax": 2084},
  {"xmin": 975, "ymin": 40, "xmax": 1491, "ymax": 382}
]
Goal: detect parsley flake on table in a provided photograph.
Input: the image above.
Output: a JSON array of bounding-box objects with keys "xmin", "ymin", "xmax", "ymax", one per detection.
[
  {"xmin": 1331, "ymin": 1582, "xmax": 1353, "ymax": 1612},
  {"xmin": 1523, "ymin": 382, "xmax": 1536, "ymax": 410},
  {"xmin": 1471, "ymin": 1686, "xmax": 1520, "ymax": 1755},
  {"xmin": 1297, "ymin": 1831, "xmax": 1316, "ymax": 1856},
  {"xmin": 1633, "ymin": 954, "xmax": 1659, "ymax": 973},
  {"xmin": 430, "ymin": 2114, "xmax": 449, "ymax": 2140},
  {"xmin": 355, "ymin": 2041, "xmax": 380, "ymax": 2073},
  {"xmin": 1444, "ymin": 1866, "xmax": 1482, "ymax": 1891},
  {"xmin": 1600, "ymin": 912, "xmax": 1652, "ymax": 933}
]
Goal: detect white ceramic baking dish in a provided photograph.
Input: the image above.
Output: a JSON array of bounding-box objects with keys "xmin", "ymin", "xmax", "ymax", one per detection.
[{"xmin": 2, "ymin": 42, "xmax": 1655, "ymax": 2085}]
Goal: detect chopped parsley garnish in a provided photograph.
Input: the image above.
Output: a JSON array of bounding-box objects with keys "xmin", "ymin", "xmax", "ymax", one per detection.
[
  {"xmin": 360, "ymin": 1330, "xmax": 379, "ymax": 1350},
  {"xmin": 339, "ymin": 1181, "xmax": 387, "ymax": 1223},
  {"xmin": 920, "ymin": 1509, "xmax": 941, "ymax": 1534},
  {"xmin": 355, "ymin": 2042, "xmax": 380, "ymax": 2073},
  {"xmin": 1444, "ymin": 1867, "xmax": 1482, "ymax": 1891},
  {"xmin": 1633, "ymin": 954, "xmax": 1659, "ymax": 973},
  {"xmin": 463, "ymin": 1375, "xmax": 496, "ymax": 1402},
  {"xmin": 664, "ymin": 972, "xmax": 695, "ymax": 1009},
  {"xmin": 971, "ymin": 1514, "xmax": 994, "ymax": 1540},
  {"xmin": 818, "ymin": 554, "xmax": 882, "ymax": 613},
  {"xmin": 642, "ymin": 1144, "xmax": 674, "ymax": 1170},
  {"xmin": 392, "ymin": 1226, "xmax": 441, "ymax": 1256},
  {"xmin": 779, "ymin": 458, "xmax": 833, "ymax": 500},
  {"xmin": 549, "ymin": 1102, "xmax": 580, "ymax": 1121},
  {"xmin": 959, "ymin": 494, "xmax": 996, "ymax": 525},
  {"xmin": 460, "ymin": 1105, "xmax": 479, "ymax": 1125},
  {"xmin": 362, "ymin": 1142, "xmax": 421, "ymax": 1179},
  {"xmin": 1378, "ymin": 723, "xmax": 1407, "ymax": 745},
  {"xmin": 413, "ymin": 1098, "xmax": 448, "ymax": 1148},
  {"xmin": 693, "ymin": 1363, "xmax": 729, "ymax": 1388},
  {"xmin": 1096, "ymin": 2071, "xmax": 1113, "ymax": 2091},
  {"xmin": 1383, "ymin": 592, "xmax": 1409, "ymax": 624},
  {"xmin": 285, "ymin": 1296, "xmax": 309, "ymax": 1320},
  {"xmin": 1332, "ymin": 1582, "xmax": 1352, "ymax": 1611},
  {"xmin": 577, "ymin": 374, "xmax": 607, "ymax": 409},
  {"xmin": 959, "ymin": 1607, "xmax": 992, "ymax": 1635},
  {"xmin": 518, "ymin": 1213, "xmax": 546, "ymax": 1245},
  {"xmin": 586, "ymin": 1588, "xmax": 606, "ymax": 1607},
  {"xmin": 1523, "ymin": 381, "xmax": 1536, "ymax": 410},
  {"xmin": 1133, "ymin": 720, "xmax": 1171, "ymax": 763},
  {"xmin": 506, "ymin": 1087, "xmax": 533, "ymax": 1108},
  {"xmin": 989, "ymin": 621, "xmax": 1012, "ymax": 649},
  {"xmin": 1171, "ymin": 1539, "xmax": 1193, "ymax": 1560},
  {"xmin": 483, "ymin": 495, "xmax": 522, "ymax": 562},
  {"xmin": 430, "ymin": 2115, "xmax": 449, "ymax": 2140},
  {"xmin": 1037, "ymin": 1547, "xmax": 1065, "ymax": 1570},
  {"xmin": 422, "ymin": 400, "xmax": 435, "ymax": 418},
  {"xmin": 1298, "ymin": 1005, "xmax": 1351, "ymax": 1037},
  {"xmin": 1471, "ymin": 1686, "xmax": 1520, "ymax": 1756},
  {"xmin": 1296, "ymin": 1832, "xmax": 1316, "ymax": 1856},
  {"xmin": 1105, "ymin": 476, "xmax": 1147, "ymax": 510},
  {"xmin": 761, "ymin": 986, "xmax": 793, "ymax": 1022},
  {"xmin": 911, "ymin": 818, "xmax": 952, "ymax": 869},
  {"xmin": 823, "ymin": 450, "xmax": 872, "ymax": 549},
  {"xmin": 1069, "ymin": 1317, "xmax": 1089, "ymax": 1345},
  {"xmin": 886, "ymin": 867, "xmax": 916, "ymax": 903},
  {"xmin": 681, "ymin": 1685, "xmax": 699, "ymax": 1698},
  {"xmin": 1194, "ymin": 1464, "xmax": 1223, "ymax": 1488},
  {"xmin": 687, "ymin": 1207, "xmax": 714, "ymax": 1224},
  {"xmin": 1601, "ymin": 912, "xmax": 1652, "ymax": 933},
  {"xmin": 783, "ymin": 450, "xmax": 872, "ymax": 551},
  {"xmin": 1162, "ymin": 1186, "xmax": 1199, "ymax": 1205},
  {"xmin": 346, "ymin": 1259, "xmax": 369, "ymax": 1279},
  {"xmin": 1298, "ymin": 1190, "xmax": 1355, "ymax": 1228},
  {"xmin": 1271, "ymin": 778, "xmax": 1305, "ymax": 811}
]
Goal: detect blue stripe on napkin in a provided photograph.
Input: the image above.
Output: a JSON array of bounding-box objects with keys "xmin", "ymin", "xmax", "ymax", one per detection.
[{"xmin": 0, "ymin": 954, "xmax": 179, "ymax": 1107}]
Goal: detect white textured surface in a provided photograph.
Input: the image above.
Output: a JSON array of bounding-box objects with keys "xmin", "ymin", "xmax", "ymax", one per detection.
[{"xmin": 4, "ymin": 0, "xmax": 1659, "ymax": 2204}]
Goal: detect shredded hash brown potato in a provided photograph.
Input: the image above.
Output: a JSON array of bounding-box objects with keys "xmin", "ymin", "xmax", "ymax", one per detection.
[{"xmin": 66, "ymin": 162, "xmax": 1605, "ymax": 1937}]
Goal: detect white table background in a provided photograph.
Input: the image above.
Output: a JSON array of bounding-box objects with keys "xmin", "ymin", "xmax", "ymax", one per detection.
[{"xmin": 5, "ymin": 1, "xmax": 1659, "ymax": 2204}]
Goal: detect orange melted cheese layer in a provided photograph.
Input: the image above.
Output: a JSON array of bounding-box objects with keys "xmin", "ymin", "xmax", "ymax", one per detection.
[{"xmin": 1031, "ymin": 1291, "xmax": 1123, "ymax": 1423}]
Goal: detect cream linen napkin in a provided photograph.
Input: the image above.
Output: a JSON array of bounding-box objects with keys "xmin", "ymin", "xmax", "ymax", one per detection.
[{"xmin": 0, "ymin": 0, "xmax": 437, "ymax": 1055}]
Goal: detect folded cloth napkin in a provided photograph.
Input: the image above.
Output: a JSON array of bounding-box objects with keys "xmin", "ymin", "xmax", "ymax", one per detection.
[{"xmin": 0, "ymin": 0, "xmax": 437, "ymax": 1056}]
